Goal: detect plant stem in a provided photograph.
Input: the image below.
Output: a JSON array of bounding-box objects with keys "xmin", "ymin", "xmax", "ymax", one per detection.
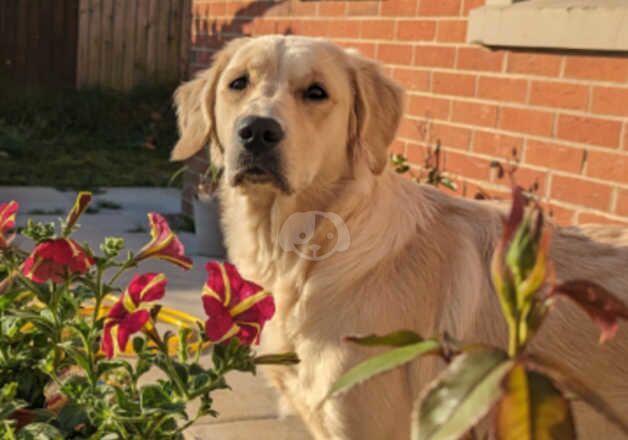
[{"xmin": 145, "ymin": 325, "xmax": 189, "ymax": 400}]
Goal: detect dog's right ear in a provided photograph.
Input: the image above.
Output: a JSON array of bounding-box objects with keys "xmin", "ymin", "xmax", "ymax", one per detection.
[{"xmin": 171, "ymin": 38, "xmax": 249, "ymax": 162}]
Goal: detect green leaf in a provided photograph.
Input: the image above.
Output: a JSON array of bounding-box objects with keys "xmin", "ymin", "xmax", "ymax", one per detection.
[
  {"xmin": 344, "ymin": 330, "xmax": 424, "ymax": 347},
  {"xmin": 528, "ymin": 354, "xmax": 628, "ymax": 436},
  {"xmin": 16, "ymin": 423, "xmax": 63, "ymax": 440},
  {"xmin": 57, "ymin": 342, "xmax": 90, "ymax": 373},
  {"xmin": 254, "ymin": 352, "xmax": 300, "ymax": 365},
  {"xmin": 496, "ymin": 363, "xmax": 575, "ymax": 440},
  {"xmin": 325, "ymin": 339, "xmax": 441, "ymax": 402},
  {"xmin": 140, "ymin": 384, "xmax": 185, "ymax": 414},
  {"xmin": 412, "ymin": 347, "xmax": 513, "ymax": 440}
]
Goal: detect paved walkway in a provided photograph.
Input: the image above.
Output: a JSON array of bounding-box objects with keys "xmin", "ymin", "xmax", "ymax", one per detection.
[{"xmin": 0, "ymin": 186, "xmax": 310, "ymax": 440}]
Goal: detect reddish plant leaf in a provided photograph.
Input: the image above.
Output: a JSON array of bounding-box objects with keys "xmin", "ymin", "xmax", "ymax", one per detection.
[
  {"xmin": 502, "ymin": 185, "xmax": 526, "ymax": 245},
  {"xmin": 551, "ymin": 280, "xmax": 628, "ymax": 343}
]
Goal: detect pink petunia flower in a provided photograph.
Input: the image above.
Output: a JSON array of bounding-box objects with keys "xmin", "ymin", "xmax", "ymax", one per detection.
[
  {"xmin": 22, "ymin": 238, "xmax": 94, "ymax": 283},
  {"xmin": 202, "ymin": 261, "xmax": 275, "ymax": 345},
  {"xmin": 134, "ymin": 213, "xmax": 193, "ymax": 270},
  {"xmin": 101, "ymin": 272, "xmax": 167, "ymax": 358},
  {"xmin": 62, "ymin": 192, "xmax": 92, "ymax": 236},
  {"xmin": 0, "ymin": 201, "xmax": 19, "ymax": 249}
]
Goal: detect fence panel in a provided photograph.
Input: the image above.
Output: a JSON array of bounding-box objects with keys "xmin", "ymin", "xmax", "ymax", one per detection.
[
  {"xmin": 76, "ymin": 0, "xmax": 190, "ymax": 90},
  {"xmin": 0, "ymin": 0, "xmax": 79, "ymax": 88}
]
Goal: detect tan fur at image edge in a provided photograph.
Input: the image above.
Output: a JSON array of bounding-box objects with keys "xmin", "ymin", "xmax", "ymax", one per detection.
[{"xmin": 172, "ymin": 35, "xmax": 628, "ymax": 440}]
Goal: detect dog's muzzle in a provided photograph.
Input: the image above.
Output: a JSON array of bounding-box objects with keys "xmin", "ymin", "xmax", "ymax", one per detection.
[{"xmin": 231, "ymin": 115, "xmax": 291, "ymax": 193}]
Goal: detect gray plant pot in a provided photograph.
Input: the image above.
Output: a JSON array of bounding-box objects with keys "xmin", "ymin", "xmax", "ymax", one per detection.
[{"xmin": 193, "ymin": 194, "xmax": 226, "ymax": 259}]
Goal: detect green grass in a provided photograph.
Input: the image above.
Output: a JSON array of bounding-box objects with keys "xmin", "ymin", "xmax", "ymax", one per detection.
[{"xmin": 0, "ymin": 82, "xmax": 181, "ymax": 189}]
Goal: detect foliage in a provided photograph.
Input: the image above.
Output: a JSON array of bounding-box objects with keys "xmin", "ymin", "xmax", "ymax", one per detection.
[
  {"xmin": 327, "ymin": 182, "xmax": 628, "ymax": 439},
  {"xmin": 0, "ymin": 194, "xmax": 296, "ymax": 439},
  {"xmin": 390, "ymin": 141, "xmax": 457, "ymax": 191},
  {"xmin": 0, "ymin": 84, "xmax": 179, "ymax": 189}
]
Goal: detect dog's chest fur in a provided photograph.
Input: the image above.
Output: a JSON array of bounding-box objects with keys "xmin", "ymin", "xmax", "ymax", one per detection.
[{"xmin": 218, "ymin": 175, "xmax": 628, "ymax": 439}]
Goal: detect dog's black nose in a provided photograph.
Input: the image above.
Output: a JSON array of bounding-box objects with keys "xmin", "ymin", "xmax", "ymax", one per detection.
[{"xmin": 237, "ymin": 116, "xmax": 284, "ymax": 152}]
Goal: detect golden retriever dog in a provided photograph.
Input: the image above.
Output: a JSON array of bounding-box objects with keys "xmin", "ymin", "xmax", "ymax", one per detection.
[{"xmin": 171, "ymin": 35, "xmax": 628, "ymax": 439}]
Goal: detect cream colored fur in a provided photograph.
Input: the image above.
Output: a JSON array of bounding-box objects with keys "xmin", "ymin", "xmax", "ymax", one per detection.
[{"xmin": 172, "ymin": 35, "xmax": 628, "ymax": 439}]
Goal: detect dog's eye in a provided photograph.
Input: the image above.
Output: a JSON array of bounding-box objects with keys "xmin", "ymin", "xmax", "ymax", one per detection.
[
  {"xmin": 229, "ymin": 75, "xmax": 248, "ymax": 91},
  {"xmin": 303, "ymin": 84, "xmax": 328, "ymax": 101}
]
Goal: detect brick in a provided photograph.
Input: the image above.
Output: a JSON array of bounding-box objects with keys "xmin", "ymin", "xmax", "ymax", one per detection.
[
  {"xmin": 397, "ymin": 117, "xmax": 422, "ymax": 140},
  {"xmin": 318, "ymin": 2, "xmax": 346, "ymax": 16},
  {"xmin": 550, "ymin": 175, "xmax": 612, "ymax": 211},
  {"xmin": 586, "ymin": 151, "xmax": 628, "ymax": 184},
  {"xmin": 617, "ymin": 189, "xmax": 628, "ymax": 217},
  {"xmin": 408, "ymin": 141, "xmax": 435, "ymax": 163},
  {"xmin": 409, "ymin": 96, "xmax": 450, "ymax": 120},
  {"xmin": 432, "ymin": 72, "xmax": 476, "ymax": 97},
  {"xmin": 529, "ymin": 81, "xmax": 589, "ymax": 111},
  {"xmin": 457, "ymin": 47, "xmax": 505, "ymax": 72},
  {"xmin": 381, "ymin": 0, "xmax": 417, "ymax": 16},
  {"xmin": 591, "ymin": 86, "xmax": 628, "ymax": 117},
  {"xmin": 419, "ymin": 0, "xmax": 461, "ymax": 16},
  {"xmin": 500, "ymin": 107, "xmax": 554, "ymax": 137},
  {"xmin": 564, "ymin": 55, "xmax": 628, "ymax": 83},
  {"xmin": 546, "ymin": 203, "xmax": 576, "ymax": 226},
  {"xmin": 360, "ymin": 19, "xmax": 395, "ymax": 40},
  {"xmin": 298, "ymin": 20, "xmax": 329, "ymax": 36},
  {"xmin": 577, "ymin": 212, "xmax": 628, "ymax": 226},
  {"xmin": 506, "ymin": 52, "xmax": 562, "ymax": 77},
  {"xmin": 414, "ymin": 46, "xmax": 456, "ymax": 68},
  {"xmin": 436, "ymin": 20, "xmax": 467, "ymax": 42},
  {"xmin": 260, "ymin": 1, "xmax": 290, "ymax": 17},
  {"xmin": 392, "ymin": 68, "xmax": 430, "ymax": 92},
  {"xmin": 431, "ymin": 123, "xmax": 472, "ymax": 150},
  {"xmin": 276, "ymin": 19, "xmax": 295, "ymax": 35},
  {"xmin": 290, "ymin": 1, "xmax": 317, "ymax": 16},
  {"xmin": 624, "ymin": 123, "xmax": 628, "ymax": 150},
  {"xmin": 525, "ymin": 140, "xmax": 583, "ymax": 174},
  {"xmin": 473, "ymin": 131, "xmax": 523, "ymax": 158},
  {"xmin": 452, "ymin": 101, "xmax": 498, "ymax": 127},
  {"xmin": 557, "ymin": 115, "xmax": 621, "ymax": 148},
  {"xmin": 225, "ymin": 2, "xmax": 246, "ymax": 16},
  {"xmin": 511, "ymin": 167, "xmax": 548, "ymax": 195},
  {"xmin": 390, "ymin": 139, "xmax": 406, "ymax": 156},
  {"xmin": 377, "ymin": 43, "xmax": 413, "ymax": 65},
  {"xmin": 462, "ymin": 0, "xmax": 485, "ymax": 16},
  {"xmin": 208, "ymin": 2, "xmax": 226, "ymax": 17},
  {"xmin": 337, "ymin": 41, "xmax": 377, "ymax": 58},
  {"xmin": 444, "ymin": 151, "xmax": 492, "ymax": 180},
  {"xmin": 396, "ymin": 20, "xmax": 436, "ymax": 41},
  {"xmin": 477, "ymin": 76, "xmax": 527, "ymax": 103},
  {"xmin": 327, "ymin": 19, "xmax": 360, "ymax": 38},
  {"xmin": 347, "ymin": 1, "xmax": 379, "ymax": 16}
]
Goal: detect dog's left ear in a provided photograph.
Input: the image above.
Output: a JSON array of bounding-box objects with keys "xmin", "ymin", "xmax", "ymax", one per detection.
[
  {"xmin": 171, "ymin": 38, "xmax": 250, "ymax": 162},
  {"xmin": 348, "ymin": 51, "xmax": 405, "ymax": 175}
]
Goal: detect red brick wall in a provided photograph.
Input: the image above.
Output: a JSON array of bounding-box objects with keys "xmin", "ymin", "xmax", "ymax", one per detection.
[{"xmin": 184, "ymin": 0, "xmax": 628, "ymax": 226}]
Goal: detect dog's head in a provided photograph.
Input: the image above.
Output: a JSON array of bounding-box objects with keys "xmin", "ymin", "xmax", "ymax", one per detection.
[{"xmin": 171, "ymin": 35, "xmax": 404, "ymax": 195}]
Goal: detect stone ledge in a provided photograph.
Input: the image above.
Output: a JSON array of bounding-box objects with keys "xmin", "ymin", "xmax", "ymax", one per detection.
[{"xmin": 467, "ymin": 0, "xmax": 628, "ymax": 51}]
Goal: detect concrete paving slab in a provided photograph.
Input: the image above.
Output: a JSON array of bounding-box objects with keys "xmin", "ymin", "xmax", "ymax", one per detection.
[{"xmin": 184, "ymin": 416, "xmax": 310, "ymax": 440}]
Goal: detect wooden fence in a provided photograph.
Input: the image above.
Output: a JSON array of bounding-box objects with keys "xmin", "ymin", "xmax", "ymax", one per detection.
[
  {"xmin": 77, "ymin": 0, "xmax": 191, "ymax": 90},
  {"xmin": 0, "ymin": 0, "xmax": 79, "ymax": 88}
]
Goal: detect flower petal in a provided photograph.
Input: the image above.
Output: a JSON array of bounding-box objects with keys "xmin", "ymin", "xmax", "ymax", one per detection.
[
  {"xmin": 116, "ymin": 310, "xmax": 150, "ymax": 353},
  {"xmin": 134, "ymin": 213, "xmax": 192, "ymax": 270},
  {"xmin": 63, "ymin": 192, "xmax": 92, "ymax": 236},
  {"xmin": 202, "ymin": 295, "xmax": 235, "ymax": 342},
  {"xmin": 126, "ymin": 273, "xmax": 167, "ymax": 305}
]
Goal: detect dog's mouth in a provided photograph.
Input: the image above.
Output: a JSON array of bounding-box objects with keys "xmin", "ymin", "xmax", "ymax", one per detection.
[{"xmin": 232, "ymin": 164, "xmax": 292, "ymax": 194}]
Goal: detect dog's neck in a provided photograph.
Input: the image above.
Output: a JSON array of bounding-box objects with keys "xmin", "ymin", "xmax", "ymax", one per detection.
[{"xmin": 218, "ymin": 164, "xmax": 432, "ymax": 290}]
